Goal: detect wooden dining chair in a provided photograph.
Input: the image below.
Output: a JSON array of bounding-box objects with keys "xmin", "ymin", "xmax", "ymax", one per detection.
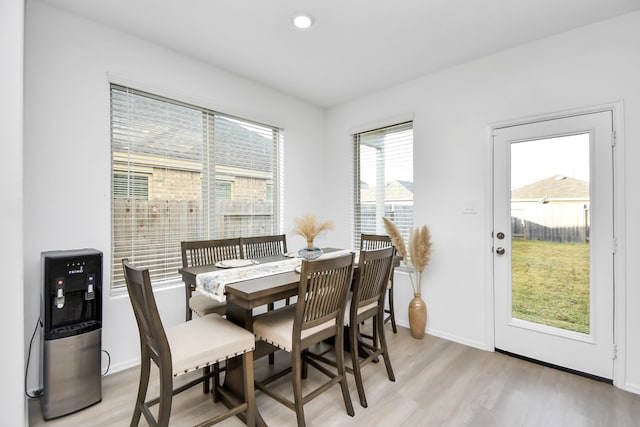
[
  {"xmin": 242, "ymin": 234, "xmax": 289, "ymax": 365},
  {"xmin": 181, "ymin": 238, "xmax": 243, "ymax": 394},
  {"xmin": 241, "ymin": 234, "xmax": 287, "ymax": 259},
  {"xmin": 181, "ymin": 238, "xmax": 243, "ymax": 321},
  {"xmin": 122, "ymin": 259, "xmax": 256, "ymax": 427},
  {"xmin": 252, "ymin": 254, "xmax": 356, "ymax": 427},
  {"xmin": 345, "ymin": 246, "xmax": 396, "ymax": 407},
  {"xmin": 306, "ymin": 247, "xmax": 396, "ymax": 408},
  {"xmin": 360, "ymin": 234, "xmax": 398, "ymax": 333}
]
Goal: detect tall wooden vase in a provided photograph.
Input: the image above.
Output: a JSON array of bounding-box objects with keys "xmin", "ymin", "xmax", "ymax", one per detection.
[{"xmin": 408, "ymin": 294, "xmax": 427, "ymax": 339}]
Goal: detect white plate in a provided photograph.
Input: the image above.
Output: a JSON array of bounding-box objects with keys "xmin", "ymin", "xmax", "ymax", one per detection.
[
  {"xmin": 215, "ymin": 259, "xmax": 259, "ymax": 268},
  {"xmin": 285, "ymin": 252, "xmax": 300, "ymax": 258}
]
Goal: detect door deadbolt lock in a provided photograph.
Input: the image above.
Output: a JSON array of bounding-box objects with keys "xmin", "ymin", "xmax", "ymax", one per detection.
[
  {"xmin": 496, "ymin": 232, "xmax": 505, "ymax": 240},
  {"xmin": 496, "ymin": 247, "xmax": 505, "ymax": 255}
]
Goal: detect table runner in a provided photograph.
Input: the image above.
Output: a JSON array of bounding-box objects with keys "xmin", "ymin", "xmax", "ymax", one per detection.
[
  {"xmin": 195, "ymin": 258, "xmax": 300, "ymax": 302},
  {"xmin": 195, "ymin": 250, "xmax": 354, "ymax": 302}
]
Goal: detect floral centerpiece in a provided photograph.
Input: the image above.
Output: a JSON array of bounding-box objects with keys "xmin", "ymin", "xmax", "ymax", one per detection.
[
  {"xmin": 293, "ymin": 213, "xmax": 334, "ymax": 260},
  {"xmin": 383, "ymin": 217, "xmax": 432, "ymax": 338}
]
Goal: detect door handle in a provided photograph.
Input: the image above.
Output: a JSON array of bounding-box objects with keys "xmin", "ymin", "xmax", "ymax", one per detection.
[{"xmin": 496, "ymin": 247, "xmax": 505, "ymax": 255}]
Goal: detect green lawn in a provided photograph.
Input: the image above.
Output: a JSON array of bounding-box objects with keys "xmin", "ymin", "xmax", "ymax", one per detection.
[{"xmin": 511, "ymin": 239, "xmax": 590, "ymax": 333}]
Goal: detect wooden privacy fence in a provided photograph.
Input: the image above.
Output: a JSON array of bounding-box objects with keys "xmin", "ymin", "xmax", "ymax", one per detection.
[
  {"xmin": 112, "ymin": 199, "xmax": 274, "ymax": 288},
  {"xmin": 511, "ymin": 203, "xmax": 590, "ymax": 243}
]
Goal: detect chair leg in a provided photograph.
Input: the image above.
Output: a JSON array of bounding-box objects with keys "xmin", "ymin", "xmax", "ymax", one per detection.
[
  {"xmin": 301, "ymin": 349, "xmax": 309, "ymax": 379},
  {"xmin": 131, "ymin": 355, "xmax": 151, "ymax": 427},
  {"xmin": 372, "ymin": 317, "xmax": 379, "ymax": 350},
  {"xmin": 212, "ymin": 363, "xmax": 221, "ymax": 402},
  {"xmin": 351, "ymin": 322, "xmax": 368, "ymax": 408},
  {"xmin": 292, "ymin": 351, "xmax": 306, "ymax": 427},
  {"xmin": 157, "ymin": 362, "xmax": 174, "ymax": 427},
  {"xmin": 387, "ymin": 279, "xmax": 397, "ymax": 334},
  {"xmin": 186, "ymin": 285, "xmax": 194, "ymax": 322},
  {"xmin": 377, "ymin": 311, "xmax": 396, "ymax": 382},
  {"xmin": 335, "ymin": 328, "xmax": 355, "ymax": 417},
  {"xmin": 202, "ymin": 366, "xmax": 211, "ymax": 394},
  {"xmin": 242, "ymin": 352, "xmax": 256, "ymax": 427},
  {"xmin": 268, "ymin": 302, "xmax": 275, "ymax": 365}
]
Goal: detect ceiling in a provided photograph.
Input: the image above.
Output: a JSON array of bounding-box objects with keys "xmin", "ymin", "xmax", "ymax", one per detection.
[{"xmin": 36, "ymin": 0, "xmax": 640, "ymax": 108}]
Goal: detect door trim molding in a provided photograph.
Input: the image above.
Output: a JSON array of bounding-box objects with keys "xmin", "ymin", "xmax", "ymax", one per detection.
[
  {"xmin": 490, "ymin": 102, "xmax": 620, "ymax": 131},
  {"xmin": 486, "ymin": 101, "xmax": 626, "ymax": 389}
]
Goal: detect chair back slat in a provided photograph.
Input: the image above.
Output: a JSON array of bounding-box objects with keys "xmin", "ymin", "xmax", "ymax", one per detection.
[
  {"xmin": 181, "ymin": 238, "xmax": 243, "ymax": 268},
  {"xmin": 360, "ymin": 233, "xmax": 392, "ymax": 250},
  {"xmin": 122, "ymin": 260, "xmax": 170, "ymax": 364},
  {"xmin": 242, "ymin": 235, "xmax": 287, "ymax": 259},
  {"xmin": 354, "ymin": 247, "xmax": 395, "ymax": 310},
  {"xmin": 296, "ymin": 254, "xmax": 355, "ymax": 331}
]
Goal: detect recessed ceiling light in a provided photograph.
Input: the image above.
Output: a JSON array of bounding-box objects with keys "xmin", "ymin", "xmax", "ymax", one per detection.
[{"xmin": 292, "ymin": 13, "xmax": 314, "ymax": 30}]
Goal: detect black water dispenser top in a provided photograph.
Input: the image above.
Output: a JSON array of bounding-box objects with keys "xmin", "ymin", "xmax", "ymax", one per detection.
[{"xmin": 42, "ymin": 249, "xmax": 102, "ymax": 340}]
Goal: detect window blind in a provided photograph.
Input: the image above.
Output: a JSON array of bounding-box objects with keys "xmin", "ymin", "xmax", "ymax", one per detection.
[
  {"xmin": 353, "ymin": 121, "xmax": 413, "ymax": 250},
  {"xmin": 111, "ymin": 85, "xmax": 281, "ymax": 291}
]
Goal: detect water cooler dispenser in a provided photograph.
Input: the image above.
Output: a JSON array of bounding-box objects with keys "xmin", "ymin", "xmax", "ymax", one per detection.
[{"xmin": 40, "ymin": 249, "xmax": 102, "ymax": 420}]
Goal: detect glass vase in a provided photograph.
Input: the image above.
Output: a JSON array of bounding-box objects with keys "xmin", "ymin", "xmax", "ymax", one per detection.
[{"xmin": 298, "ymin": 240, "xmax": 323, "ymax": 260}]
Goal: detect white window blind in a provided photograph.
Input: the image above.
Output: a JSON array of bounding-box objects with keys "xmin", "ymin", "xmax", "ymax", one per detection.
[
  {"xmin": 111, "ymin": 85, "xmax": 281, "ymax": 291},
  {"xmin": 353, "ymin": 121, "xmax": 413, "ymax": 249}
]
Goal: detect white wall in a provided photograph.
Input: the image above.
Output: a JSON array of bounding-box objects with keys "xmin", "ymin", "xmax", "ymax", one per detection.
[
  {"xmin": 325, "ymin": 11, "xmax": 640, "ymax": 392},
  {"xmin": 2, "ymin": 1, "xmax": 26, "ymax": 425},
  {"xmin": 23, "ymin": 0, "xmax": 328, "ymax": 399}
]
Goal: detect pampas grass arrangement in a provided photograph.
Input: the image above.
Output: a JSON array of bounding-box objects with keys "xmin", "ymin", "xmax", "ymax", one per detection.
[
  {"xmin": 383, "ymin": 217, "xmax": 432, "ymax": 296},
  {"xmin": 293, "ymin": 213, "xmax": 334, "ymax": 246}
]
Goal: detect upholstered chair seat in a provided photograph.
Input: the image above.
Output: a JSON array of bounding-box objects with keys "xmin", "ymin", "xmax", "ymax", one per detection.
[
  {"xmin": 167, "ymin": 314, "xmax": 254, "ymax": 377},
  {"xmin": 189, "ymin": 294, "xmax": 226, "ymax": 318},
  {"xmin": 253, "ymin": 305, "xmax": 336, "ymax": 352}
]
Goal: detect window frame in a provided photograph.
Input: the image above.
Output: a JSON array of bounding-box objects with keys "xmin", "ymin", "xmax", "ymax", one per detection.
[
  {"xmin": 110, "ymin": 84, "xmax": 282, "ymax": 293},
  {"xmin": 352, "ymin": 121, "xmax": 414, "ymax": 251}
]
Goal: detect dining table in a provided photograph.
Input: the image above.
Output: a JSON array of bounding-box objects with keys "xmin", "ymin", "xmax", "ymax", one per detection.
[{"xmin": 178, "ymin": 248, "xmax": 351, "ymax": 426}]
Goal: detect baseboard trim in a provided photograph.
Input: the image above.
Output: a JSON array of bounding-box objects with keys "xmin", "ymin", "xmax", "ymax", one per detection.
[
  {"xmin": 394, "ymin": 320, "xmax": 491, "ymax": 351},
  {"xmin": 426, "ymin": 327, "xmax": 491, "ymax": 351},
  {"xmin": 622, "ymin": 381, "xmax": 640, "ymax": 395},
  {"xmin": 106, "ymin": 358, "xmax": 140, "ymax": 375}
]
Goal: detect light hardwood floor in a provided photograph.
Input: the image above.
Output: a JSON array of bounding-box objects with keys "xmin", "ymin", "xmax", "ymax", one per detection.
[{"xmin": 29, "ymin": 327, "xmax": 640, "ymax": 426}]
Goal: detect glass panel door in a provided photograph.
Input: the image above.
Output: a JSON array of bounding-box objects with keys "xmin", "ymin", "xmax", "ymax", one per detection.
[
  {"xmin": 510, "ymin": 134, "xmax": 591, "ymax": 334},
  {"xmin": 493, "ymin": 111, "xmax": 614, "ymax": 380}
]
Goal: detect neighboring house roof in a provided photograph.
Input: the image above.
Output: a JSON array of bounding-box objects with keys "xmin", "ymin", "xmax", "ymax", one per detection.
[
  {"xmin": 396, "ymin": 180, "xmax": 413, "ymax": 193},
  {"xmin": 117, "ymin": 96, "xmax": 273, "ymax": 172},
  {"xmin": 215, "ymin": 117, "xmax": 273, "ymax": 173},
  {"xmin": 512, "ymin": 175, "xmax": 589, "ymax": 201},
  {"xmin": 361, "ymin": 179, "xmax": 413, "ymax": 202}
]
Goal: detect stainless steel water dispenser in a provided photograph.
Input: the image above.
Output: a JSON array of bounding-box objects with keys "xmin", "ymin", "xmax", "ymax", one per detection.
[{"xmin": 40, "ymin": 249, "xmax": 102, "ymax": 420}]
